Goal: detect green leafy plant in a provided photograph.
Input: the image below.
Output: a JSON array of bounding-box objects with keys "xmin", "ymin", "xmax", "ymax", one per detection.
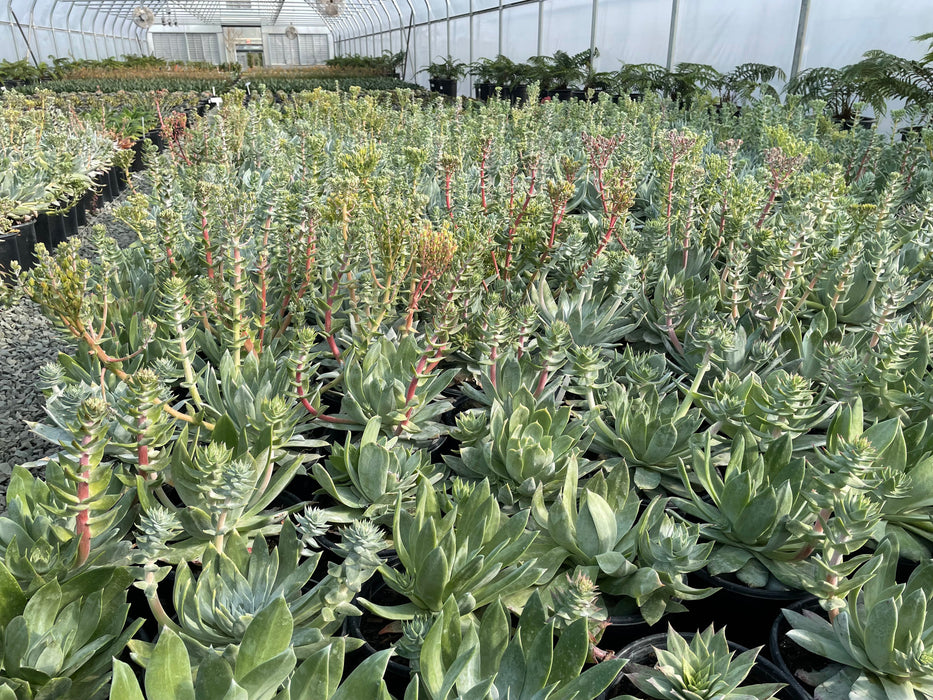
[
  {"xmin": 111, "ymin": 603, "xmax": 395, "ymax": 700},
  {"xmin": 783, "ymin": 537, "xmax": 933, "ymax": 700},
  {"xmin": 403, "ymin": 592, "xmax": 625, "ymax": 700},
  {"xmin": 361, "ymin": 478, "xmax": 543, "ymax": 619},
  {"xmin": 313, "ymin": 417, "xmax": 443, "ymax": 524},
  {"xmin": 614, "ymin": 625, "xmax": 784, "ymax": 700},
  {"xmin": 0, "ymin": 567, "xmax": 141, "ymax": 700}
]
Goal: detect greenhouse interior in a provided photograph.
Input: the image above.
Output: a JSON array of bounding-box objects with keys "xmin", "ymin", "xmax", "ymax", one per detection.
[{"xmin": 3, "ymin": 0, "xmax": 933, "ymax": 698}]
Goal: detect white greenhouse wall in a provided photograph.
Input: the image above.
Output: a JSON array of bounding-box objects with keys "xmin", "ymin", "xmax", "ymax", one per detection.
[{"xmin": 330, "ymin": 0, "xmax": 933, "ymax": 97}]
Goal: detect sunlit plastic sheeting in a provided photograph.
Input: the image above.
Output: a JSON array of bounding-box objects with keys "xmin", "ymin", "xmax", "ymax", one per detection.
[
  {"xmin": 802, "ymin": 0, "xmax": 929, "ymax": 69},
  {"xmin": 473, "ymin": 10, "xmax": 496, "ymax": 61},
  {"xmin": 448, "ymin": 15, "xmax": 470, "ymax": 87},
  {"xmin": 540, "ymin": 0, "xmax": 591, "ymax": 57},
  {"xmin": 502, "ymin": 2, "xmax": 536, "ymax": 61},
  {"xmin": 413, "ymin": 22, "xmax": 429, "ymax": 83},
  {"xmin": 429, "ymin": 18, "xmax": 446, "ymax": 61},
  {"xmin": 0, "ymin": 25, "xmax": 19, "ymax": 61},
  {"xmin": 594, "ymin": 0, "xmax": 670, "ymax": 68},
  {"xmin": 674, "ymin": 0, "xmax": 799, "ymax": 73}
]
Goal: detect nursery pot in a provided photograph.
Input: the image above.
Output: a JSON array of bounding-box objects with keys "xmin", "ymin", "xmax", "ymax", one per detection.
[
  {"xmin": 429, "ymin": 77, "xmax": 457, "ymax": 97},
  {"xmin": 555, "ymin": 88, "xmax": 575, "ymax": 101},
  {"xmin": 604, "ymin": 631, "xmax": 808, "ymax": 700},
  {"xmin": 131, "ymin": 139, "xmax": 146, "ymax": 172},
  {"xmin": 686, "ymin": 568, "xmax": 813, "ymax": 650},
  {"xmin": 146, "ymin": 128, "xmax": 166, "ymax": 153},
  {"xmin": 95, "ymin": 172, "xmax": 113, "ymax": 204},
  {"xmin": 13, "ymin": 220, "xmax": 37, "ymax": 270},
  {"xmin": 344, "ymin": 580, "xmax": 412, "ymax": 697},
  {"xmin": 509, "ymin": 84, "xmax": 529, "ymax": 104},
  {"xmin": 108, "ymin": 167, "xmax": 121, "ymax": 196},
  {"xmin": 35, "ymin": 211, "xmax": 66, "ymax": 250},
  {"xmin": 64, "ymin": 204, "xmax": 80, "ymax": 239},
  {"xmin": 769, "ymin": 597, "xmax": 825, "ymax": 699},
  {"xmin": 598, "ymin": 611, "xmax": 674, "ymax": 654},
  {"xmin": 79, "ymin": 187, "xmax": 95, "ymax": 220},
  {"xmin": 116, "ymin": 167, "xmax": 129, "ymax": 192},
  {"xmin": 0, "ymin": 229, "xmax": 22, "ymax": 277},
  {"xmin": 474, "ymin": 82, "xmax": 494, "ymax": 100}
]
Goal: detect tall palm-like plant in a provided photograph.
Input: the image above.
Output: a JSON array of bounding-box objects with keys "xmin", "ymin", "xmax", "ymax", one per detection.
[{"xmin": 857, "ymin": 33, "xmax": 933, "ymax": 122}]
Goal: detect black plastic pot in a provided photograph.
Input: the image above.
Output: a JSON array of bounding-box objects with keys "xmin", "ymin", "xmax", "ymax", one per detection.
[
  {"xmin": 555, "ymin": 87, "xmax": 575, "ymax": 101},
  {"xmin": 13, "ymin": 220, "xmax": 37, "ymax": 270},
  {"xmin": 79, "ymin": 187, "xmax": 95, "ymax": 220},
  {"xmin": 95, "ymin": 172, "xmax": 113, "ymax": 205},
  {"xmin": 429, "ymin": 77, "xmax": 457, "ymax": 97},
  {"xmin": 686, "ymin": 568, "xmax": 813, "ymax": 650},
  {"xmin": 146, "ymin": 128, "xmax": 166, "ymax": 153},
  {"xmin": 898, "ymin": 125, "xmax": 925, "ymax": 142},
  {"xmin": 35, "ymin": 211, "xmax": 66, "ymax": 250},
  {"xmin": 130, "ymin": 139, "xmax": 146, "ymax": 172},
  {"xmin": 75, "ymin": 195, "xmax": 88, "ymax": 227},
  {"xmin": 509, "ymin": 84, "xmax": 528, "ymax": 104},
  {"xmin": 605, "ymin": 631, "xmax": 808, "ymax": 700},
  {"xmin": 474, "ymin": 82, "xmax": 494, "ymax": 100},
  {"xmin": 598, "ymin": 611, "xmax": 674, "ymax": 654},
  {"xmin": 344, "ymin": 580, "xmax": 412, "ymax": 697},
  {"xmin": 769, "ymin": 598, "xmax": 823, "ymax": 699},
  {"xmin": 64, "ymin": 204, "xmax": 79, "ymax": 239},
  {"xmin": 108, "ymin": 167, "xmax": 121, "ymax": 196},
  {"xmin": 0, "ymin": 229, "xmax": 22, "ymax": 277}
]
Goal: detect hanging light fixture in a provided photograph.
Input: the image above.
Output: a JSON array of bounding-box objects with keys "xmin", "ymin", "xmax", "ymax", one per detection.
[{"xmin": 316, "ymin": 0, "xmax": 341, "ymax": 16}]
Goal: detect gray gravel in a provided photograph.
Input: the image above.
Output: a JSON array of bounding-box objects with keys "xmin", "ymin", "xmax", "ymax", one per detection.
[{"xmin": 0, "ymin": 176, "xmax": 143, "ymax": 513}]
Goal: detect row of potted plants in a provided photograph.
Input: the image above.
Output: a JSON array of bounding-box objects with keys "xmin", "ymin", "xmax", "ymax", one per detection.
[
  {"xmin": 420, "ymin": 34, "xmax": 933, "ymax": 126},
  {"xmin": 0, "ymin": 90, "xmax": 200, "ymax": 276},
  {"xmin": 0, "ymin": 85, "xmax": 932, "ymax": 698}
]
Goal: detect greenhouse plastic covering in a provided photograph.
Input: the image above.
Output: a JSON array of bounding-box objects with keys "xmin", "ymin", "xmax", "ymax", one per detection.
[{"xmin": 0, "ymin": 0, "xmax": 930, "ymax": 87}]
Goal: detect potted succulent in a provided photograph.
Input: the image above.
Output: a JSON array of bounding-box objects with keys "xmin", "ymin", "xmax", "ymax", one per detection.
[
  {"xmin": 425, "ymin": 56, "xmax": 467, "ymax": 97},
  {"xmin": 608, "ymin": 625, "xmax": 794, "ymax": 700},
  {"xmin": 774, "ymin": 538, "xmax": 933, "ymax": 700}
]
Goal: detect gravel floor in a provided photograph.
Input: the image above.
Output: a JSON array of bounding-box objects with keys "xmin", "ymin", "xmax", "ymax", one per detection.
[{"xmin": 0, "ymin": 176, "xmax": 143, "ymax": 513}]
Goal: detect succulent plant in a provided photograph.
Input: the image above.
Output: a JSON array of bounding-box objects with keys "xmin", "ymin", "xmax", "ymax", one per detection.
[
  {"xmin": 312, "ymin": 416, "xmax": 443, "ymax": 525},
  {"xmin": 111, "ymin": 602, "xmax": 395, "ymax": 700},
  {"xmin": 447, "ymin": 387, "xmax": 591, "ymax": 506},
  {"xmin": 588, "ymin": 381, "xmax": 704, "ymax": 492},
  {"xmin": 673, "ymin": 430, "xmax": 812, "ymax": 587},
  {"xmin": 361, "ymin": 478, "xmax": 543, "ymax": 619},
  {"xmin": 337, "ymin": 334, "xmax": 457, "ymax": 440},
  {"xmin": 404, "ymin": 593, "xmax": 625, "ymax": 700},
  {"xmin": 142, "ymin": 520, "xmax": 381, "ymax": 658},
  {"xmin": 783, "ymin": 538, "xmax": 933, "ymax": 700},
  {"xmin": 531, "ymin": 459, "xmax": 713, "ymax": 625},
  {"xmin": 0, "ymin": 567, "xmax": 141, "ymax": 700},
  {"xmin": 615, "ymin": 625, "xmax": 784, "ymax": 700}
]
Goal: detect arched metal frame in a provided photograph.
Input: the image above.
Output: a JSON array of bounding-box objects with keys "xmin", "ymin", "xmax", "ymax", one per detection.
[{"xmin": 0, "ymin": 0, "xmax": 921, "ymax": 94}]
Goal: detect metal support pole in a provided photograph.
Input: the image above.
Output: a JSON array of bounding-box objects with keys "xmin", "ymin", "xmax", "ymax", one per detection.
[
  {"xmin": 64, "ymin": 1, "xmax": 77, "ymax": 57},
  {"xmin": 422, "ymin": 0, "xmax": 431, "ymax": 66},
  {"xmin": 78, "ymin": 4, "xmax": 91, "ymax": 59},
  {"xmin": 665, "ymin": 0, "xmax": 679, "ymax": 69},
  {"xmin": 387, "ymin": 0, "xmax": 404, "ymax": 55},
  {"xmin": 790, "ymin": 0, "xmax": 810, "ymax": 80},
  {"xmin": 537, "ymin": 0, "xmax": 543, "ymax": 55},
  {"xmin": 48, "ymin": 0, "xmax": 61, "ymax": 59},
  {"xmin": 444, "ymin": 0, "xmax": 450, "ymax": 58},
  {"xmin": 468, "ymin": 0, "xmax": 473, "ymax": 94},
  {"xmin": 589, "ymin": 0, "xmax": 597, "ymax": 64},
  {"xmin": 497, "ymin": 0, "xmax": 502, "ymax": 56}
]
